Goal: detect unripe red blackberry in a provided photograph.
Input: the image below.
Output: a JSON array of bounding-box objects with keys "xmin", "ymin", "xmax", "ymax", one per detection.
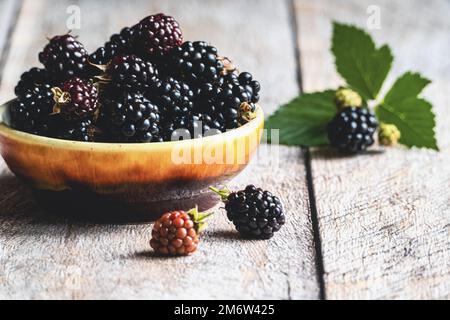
[
  {"xmin": 136, "ymin": 13, "xmax": 183, "ymax": 58},
  {"xmin": 52, "ymin": 77, "xmax": 99, "ymax": 121},
  {"xmin": 211, "ymin": 185, "xmax": 285, "ymax": 239},
  {"xmin": 327, "ymin": 107, "xmax": 378, "ymax": 153},
  {"xmin": 150, "ymin": 207, "xmax": 212, "ymax": 256},
  {"xmin": 39, "ymin": 34, "xmax": 89, "ymax": 82}
]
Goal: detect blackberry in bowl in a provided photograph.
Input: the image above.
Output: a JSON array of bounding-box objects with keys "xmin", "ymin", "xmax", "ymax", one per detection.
[
  {"xmin": 0, "ymin": 13, "xmax": 264, "ymax": 221},
  {"xmin": 0, "ymin": 100, "xmax": 263, "ymax": 221}
]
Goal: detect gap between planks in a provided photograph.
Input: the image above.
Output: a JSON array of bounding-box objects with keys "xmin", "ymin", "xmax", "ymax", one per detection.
[{"xmin": 287, "ymin": 0, "xmax": 326, "ymax": 300}]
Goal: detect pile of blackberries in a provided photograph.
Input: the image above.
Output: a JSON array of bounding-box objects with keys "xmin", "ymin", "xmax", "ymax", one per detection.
[{"xmin": 9, "ymin": 13, "xmax": 260, "ymax": 143}]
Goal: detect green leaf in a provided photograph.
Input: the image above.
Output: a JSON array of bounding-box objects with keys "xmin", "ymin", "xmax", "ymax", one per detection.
[
  {"xmin": 265, "ymin": 90, "xmax": 336, "ymax": 146},
  {"xmin": 332, "ymin": 22, "xmax": 393, "ymax": 100},
  {"xmin": 376, "ymin": 72, "xmax": 438, "ymax": 150}
]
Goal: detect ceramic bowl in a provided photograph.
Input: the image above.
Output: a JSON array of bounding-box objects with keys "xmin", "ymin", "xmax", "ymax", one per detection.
[{"xmin": 0, "ymin": 100, "xmax": 264, "ymax": 222}]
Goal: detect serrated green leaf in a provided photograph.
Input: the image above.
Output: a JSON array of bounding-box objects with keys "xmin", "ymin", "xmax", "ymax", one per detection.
[
  {"xmin": 376, "ymin": 72, "xmax": 438, "ymax": 150},
  {"xmin": 265, "ymin": 90, "xmax": 336, "ymax": 146},
  {"xmin": 332, "ymin": 22, "xmax": 393, "ymax": 100}
]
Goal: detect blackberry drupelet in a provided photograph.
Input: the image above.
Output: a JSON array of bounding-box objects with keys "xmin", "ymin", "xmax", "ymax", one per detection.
[
  {"xmin": 136, "ymin": 13, "xmax": 183, "ymax": 58},
  {"xmin": 9, "ymin": 84, "xmax": 54, "ymax": 135},
  {"xmin": 52, "ymin": 77, "xmax": 99, "ymax": 121},
  {"xmin": 168, "ymin": 41, "xmax": 224, "ymax": 86},
  {"xmin": 38, "ymin": 34, "xmax": 89, "ymax": 82},
  {"xmin": 51, "ymin": 118, "xmax": 99, "ymax": 142},
  {"xmin": 211, "ymin": 185, "xmax": 285, "ymax": 239},
  {"xmin": 103, "ymin": 92, "xmax": 161, "ymax": 142},
  {"xmin": 105, "ymin": 55, "xmax": 159, "ymax": 93},
  {"xmin": 327, "ymin": 107, "xmax": 378, "ymax": 153},
  {"xmin": 153, "ymin": 77, "xmax": 194, "ymax": 119},
  {"xmin": 14, "ymin": 67, "xmax": 53, "ymax": 96}
]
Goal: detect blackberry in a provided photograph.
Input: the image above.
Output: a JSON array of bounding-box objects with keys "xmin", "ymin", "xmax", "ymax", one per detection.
[
  {"xmin": 110, "ymin": 26, "xmax": 139, "ymax": 55},
  {"xmin": 103, "ymin": 92, "xmax": 161, "ymax": 143},
  {"xmin": 136, "ymin": 13, "xmax": 183, "ymax": 58},
  {"xmin": 211, "ymin": 185, "xmax": 285, "ymax": 239},
  {"xmin": 153, "ymin": 77, "xmax": 194, "ymax": 119},
  {"xmin": 162, "ymin": 113, "xmax": 223, "ymax": 141},
  {"xmin": 194, "ymin": 73, "xmax": 258, "ymax": 129},
  {"xmin": 105, "ymin": 55, "xmax": 159, "ymax": 93},
  {"xmin": 89, "ymin": 27, "xmax": 139, "ymax": 65},
  {"xmin": 14, "ymin": 68, "xmax": 53, "ymax": 96},
  {"xmin": 51, "ymin": 118, "xmax": 100, "ymax": 142},
  {"xmin": 9, "ymin": 84, "xmax": 54, "ymax": 135},
  {"xmin": 39, "ymin": 34, "xmax": 89, "ymax": 82},
  {"xmin": 236, "ymin": 72, "xmax": 261, "ymax": 103},
  {"xmin": 52, "ymin": 77, "xmax": 99, "ymax": 121},
  {"xmin": 168, "ymin": 41, "xmax": 224, "ymax": 86},
  {"xmin": 150, "ymin": 208, "xmax": 212, "ymax": 256},
  {"xmin": 89, "ymin": 42, "xmax": 120, "ymax": 65},
  {"xmin": 327, "ymin": 107, "xmax": 378, "ymax": 153}
]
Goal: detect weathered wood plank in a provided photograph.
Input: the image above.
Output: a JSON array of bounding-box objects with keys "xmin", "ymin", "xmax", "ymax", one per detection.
[
  {"xmin": 295, "ymin": 0, "xmax": 450, "ymax": 299},
  {"xmin": 0, "ymin": 0, "xmax": 318, "ymax": 299}
]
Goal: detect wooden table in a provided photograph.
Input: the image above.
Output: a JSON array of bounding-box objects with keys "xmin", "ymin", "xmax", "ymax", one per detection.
[{"xmin": 0, "ymin": 0, "xmax": 448, "ymax": 300}]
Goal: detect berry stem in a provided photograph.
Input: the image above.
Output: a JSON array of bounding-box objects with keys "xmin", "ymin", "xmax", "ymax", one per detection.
[
  {"xmin": 187, "ymin": 206, "xmax": 214, "ymax": 233},
  {"xmin": 209, "ymin": 186, "xmax": 231, "ymax": 202}
]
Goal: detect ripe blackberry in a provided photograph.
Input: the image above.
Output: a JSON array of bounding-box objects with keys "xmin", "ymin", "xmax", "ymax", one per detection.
[
  {"xmin": 153, "ymin": 77, "xmax": 194, "ymax": 119},
  {"xmin": 89, "ymin": 27, "xmax": 139, "ymax": 65},
  {"xmin": 51, "ymin": 118, "xmax": 100, "ymax": 142},
  {"xmin": 136, "ymin": 13, "xmax": 183, "ymax": 58},
  {"xmin": 52, "ymin": 77, "xmax": 99, "ymax": 121},
  {"xmin": 327, "ymin": 107, "xmax": 378, "ymax": 153},
  {"xmin": 110, "ymin": 26, "xmax": 139, "ymax": 55},
  {"xmin": 9, "ymin": 84, "xmax": 54, "ymax": 135},
  {"xmin": 89, "ymin": 42, "xmax": 119, "ymax": 65},
  {"xmin": 194, "ymin": 75, "xmax": 257, "ymax": 129},
  {"xmin": 150, "ymin": 208, "xmax": 212, "ymax": 256},
  {"xmin": 39, "ymin": 34, "xmax": 89, "ymax": 82},
  {"xmin": 162, "ymin": 113, "xmax": 223, "ymax": 141},
  {"xmin": 236, "ymin": 72, "xmax": 261, "ymax": 103},
  {"xmin": 105, "ymin": 55, "xmax": 159, "ymax": 93},
  {"xmin": 103, "ymin": 92, "xmax": 161, "ymax": 143},
  {"xmin": 169, "ymin": 41, "xmax": 224, "ymax": 86},
  {"xmin": 14, "ymin": 68, "xmax": 53, "ymax": 96},
  {"xmin": 211, "ymin": 185, "xmax": 285, "ymax": 239}
]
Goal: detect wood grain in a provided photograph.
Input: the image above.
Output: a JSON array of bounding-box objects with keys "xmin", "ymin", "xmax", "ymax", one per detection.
[
  {"xmin": 295, "ymin": 0, "xmax": 450, "ymax": 299},
  {"xmin": 0, "ymin": 0, "xmax": 318, "ymax": 299}
]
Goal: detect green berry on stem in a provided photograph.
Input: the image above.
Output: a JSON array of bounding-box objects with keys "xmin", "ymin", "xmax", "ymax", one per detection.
[
  {"xmin": 335, "ymin": 87, "xmax": 363, "ymax": 109},
  {"xmin": 378, "ymin": 123, "xmax": 401, "ymax": 146}
]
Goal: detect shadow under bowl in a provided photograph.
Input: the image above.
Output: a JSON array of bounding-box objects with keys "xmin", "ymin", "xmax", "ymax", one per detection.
[{"xmin": 0, "ymin": 102, "xmax": 264, "ymax": 222}]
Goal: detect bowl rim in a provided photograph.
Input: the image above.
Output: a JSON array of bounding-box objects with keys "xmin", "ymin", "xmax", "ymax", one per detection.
[{"xmin": 0, "ymin": 100, "xmax": 264, "ymax": 150}]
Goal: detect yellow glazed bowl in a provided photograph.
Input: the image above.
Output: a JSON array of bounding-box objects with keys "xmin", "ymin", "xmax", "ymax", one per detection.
[{"xmin": 0, "ymin": 100, "xmax": 264, "ymax": 221}]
